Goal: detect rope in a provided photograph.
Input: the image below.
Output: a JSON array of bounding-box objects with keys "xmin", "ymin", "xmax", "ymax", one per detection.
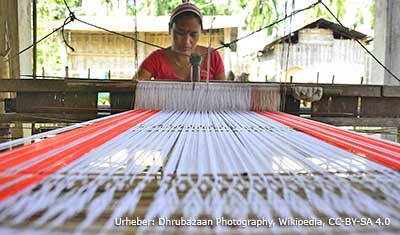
[
  {"xmin": 73, "ymin": 18, "xmax": 164, "ymax": 50},
  {"xmin": 1, "ymin": 18, "xmax": 73, "ymax": 64}
]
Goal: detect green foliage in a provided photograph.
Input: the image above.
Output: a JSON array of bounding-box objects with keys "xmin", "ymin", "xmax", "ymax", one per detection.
[
  {"xmin": 140, "ymin": 0, "xmax": 182, "ymax": 16},
  {"xmin": 135, "ymin": 0, "xmax": 233, "ymax": 16},
  {"xmin": 306, "ymin": 0, "xmax": 348, "ymax": 22},
  {"xmin": 331, "ymin": 0, "xmax": 346, "ymax": 19},
  {"xmin": 127, "ymin": 0, "xmax": 144, "ymax": 15},
  {"xmin": 37, "ymin": 0, "xmax": 81, "ymax": 75},
  {"xmin": 244, "ymin": 0, "xmax": 280, "ymax": 33},
  {"xmin": 370, "ymin": 1, "xmax": 375, "ymax": 29},
  {"xmin": 304, "ymin": 0, "xmax": 375, "ymax": 31},
  {"xmin": 353, "ymin": 9, "xmax": 364, "ymax": 29},
  {"xmin": 37, "ymin": 0, "xmax": 81, "ymax": 20}
]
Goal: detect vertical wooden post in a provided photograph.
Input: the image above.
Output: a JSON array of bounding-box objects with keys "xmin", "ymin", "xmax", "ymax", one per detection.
[
  {"xmin": 65, "ymin": 66, "xmax": 69, "ymax": 79},
  {"xmin": 0, "ymin": 0, "xmax": 20, "ymax": 79},
  {"xmin": 32, "ymin": 0, "xmax": 37, "ymax": 80},
  {"xmin": 316, "ymin": 72, "xmax": 319, "ymax": 83},
  {"xmin": 133, "ymin": 0, "xmax": 138, "ymax": 80},
  {"xmin": 332, "ymin": 75, "xmax": 335, "ymax": 84},
  {"xmin": 397, "ymin": 128, "xmax": 400, "ymax": 143}
]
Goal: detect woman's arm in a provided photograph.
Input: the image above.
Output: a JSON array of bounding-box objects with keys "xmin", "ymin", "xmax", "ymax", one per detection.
[{"xmin": 134, "ymin": 68, "xmax": 153, "ymax": 81}]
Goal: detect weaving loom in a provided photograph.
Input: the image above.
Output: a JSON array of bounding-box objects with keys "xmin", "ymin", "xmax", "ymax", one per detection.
[{"xmin": 0, "ymin": 81, "xmax": 399, "ymax": 235}]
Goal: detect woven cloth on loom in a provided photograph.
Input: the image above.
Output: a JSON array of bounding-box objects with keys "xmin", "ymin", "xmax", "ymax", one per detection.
[
  {"xmin": 0, "ymin": 110, "xmax": 399, "ymax": 235},
  {"xmin": 134, "ymin": 81, "xmax": 282, "ymax": 111}
]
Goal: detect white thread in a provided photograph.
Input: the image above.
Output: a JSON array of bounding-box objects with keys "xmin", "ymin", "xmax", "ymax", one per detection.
[{"xmin": 1, "ymin": 111, "xmax": 399, "ymax": 235}]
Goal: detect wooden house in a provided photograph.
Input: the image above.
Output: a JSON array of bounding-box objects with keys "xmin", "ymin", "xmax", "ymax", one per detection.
[{"xmin": 257, "ymin": 18, "xmax": 373, "ymax": 84}]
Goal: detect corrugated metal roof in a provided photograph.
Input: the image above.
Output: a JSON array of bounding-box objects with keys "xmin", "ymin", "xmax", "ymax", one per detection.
[{"xmin": 262, "ymin": 18, "xmax": 372, "ymax": 50}]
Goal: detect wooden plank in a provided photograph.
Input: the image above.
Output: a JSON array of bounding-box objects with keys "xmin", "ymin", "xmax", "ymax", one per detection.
[
  {"xmin": 0, "ymin": 79, "xmax": 65, "ymax": 92},
  {"xmin": 382, "ymin": 86, "xmax": 400, "ymax": 97},
  {"xmin": 1, "ymin": 80, "xmax": 396, "ymax": 98},
  {"xmin": 281, "ymin": 84, "xmax": 382, "ymax": 97},
  {"xmin": 309, "ymin": 117, "xmax": 400, "ymax": 127},
  {"xmin": 311, "ymin": 96, "xmax": 358, "ymax": 117},
  {"xmin": 360, "ymin": 97, "xmax": 400, "ymax": 118},
  {"xmin": 321, "ymin": 85, "xmax": 381, "ymax": 97},
  {"xmin": 0, "ymin": 79, "xmax": 136, "ymax": 92},
  {"xmin": 16, "ymin": 92, "xmax": 98, "ymax": 114},
  {"xmin": 65, "ymin": 79, "xmax": 136, "ymax": 92},
  {"xmin": 0, "ymin": 113, "xmax": 102, "ymax": 123}
]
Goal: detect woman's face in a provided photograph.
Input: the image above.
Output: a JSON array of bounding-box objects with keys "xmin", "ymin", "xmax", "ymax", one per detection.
[{"xmin": 171, "ymin": 15, "xmax": 201, "ymax": 56}]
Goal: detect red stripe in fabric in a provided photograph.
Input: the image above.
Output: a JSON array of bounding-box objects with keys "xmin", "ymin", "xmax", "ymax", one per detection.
[
  {"xmin": 273, "ymin": 111, "xmax": 400, "ymax": 152},
  {"xmin": 257, "ymin": 111, "xmax": 400, "ymax": 170},
  {"xmin": 0, "ymin": 110, "xmax": 156, "ymax": 184},
  {"xmin": 0, "ymin": 110, "xmax": 158, "ymax": 202},
  {"xmin": 267, "ymin": 112, "xmax": 400, "ymax": 160},
  {"xmin": 0, "ymin": 110, "xmax": 143, "ymax": 170}
]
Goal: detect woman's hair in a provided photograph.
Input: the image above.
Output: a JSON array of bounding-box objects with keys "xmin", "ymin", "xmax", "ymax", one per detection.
[{"xmin": 169, "ymin": 1, "xmax": 203, "ymax": 31}]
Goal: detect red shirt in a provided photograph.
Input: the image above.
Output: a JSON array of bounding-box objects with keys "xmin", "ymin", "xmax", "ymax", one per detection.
[{"xmin": 139, "ymin": 48, "xmax": 224, "ymax": 80}]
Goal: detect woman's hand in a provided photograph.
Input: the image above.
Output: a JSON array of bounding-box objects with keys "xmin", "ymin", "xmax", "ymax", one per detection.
[{"xmin": 134, "ymin": 68, "xmax": 152, "ymax": 81}]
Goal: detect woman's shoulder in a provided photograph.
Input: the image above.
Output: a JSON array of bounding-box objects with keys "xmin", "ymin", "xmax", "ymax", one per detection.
[
  {"xmin": 142, "ymin": 48, "xmax": 168, "ymax": 67},
  {"xmin": 196, "ymin": 45, "xmax": 216, "ymax": 54},
  {"xmin": 196, "ymin": 46, "xmax": 222, "ymax": 59},
  {"xmin": 146, "ymin": 48, "xmax": 166, "ymax": 58},
  {"xmin": 140, "ymin": 48, "xmax": 169, "ymax": 73}
]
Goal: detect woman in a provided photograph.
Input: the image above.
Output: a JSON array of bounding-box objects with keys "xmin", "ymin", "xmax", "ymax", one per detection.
[{"xmin": 137, "ymin": 1, "xmax": 225, "ymax": 81}]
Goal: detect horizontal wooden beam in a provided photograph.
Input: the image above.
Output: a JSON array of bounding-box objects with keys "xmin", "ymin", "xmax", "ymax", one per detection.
[
  {"xmin": 309, "ymin": 117, "xmax": 400, "ymax": 127},
  {"xmin": 3, "ymin": 114, "xmax": 399, "ymax": 127},
  {"xmin": 2, "ymin": 80, "xmax": 400, "ymax": 97},
  {"xmin": 0, "ymin": 79, "xmax": 136, "ymax": 92},
  {"xmin": 281, "ymin": 83, "xmax": 383, "ymax": 97},
  {"xmin": 0, "ymin": 113, "xmax": 105, "ymax": 123},
  {"xmin": 382, "ymin": 86, "xmax": 400, "ymax": 97}
]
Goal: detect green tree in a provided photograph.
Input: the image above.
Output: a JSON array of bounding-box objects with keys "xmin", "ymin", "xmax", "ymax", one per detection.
[
  {"xmin": 136, "ymin": 0, "xmax": 233, "ymax": 16},
  {"xmin": 369, "ymin": 1, "xmax": 375, "ymax": 29},
  {"xmin": 310, "ymin": 0, "xmax": 347, "ymax": 20},
  {"xmin": 244, "ymin": 0, "xmax": 375, "ymax": 36},
  {"xmin": 239, "ymin": 0, "xmax": 279, "ymax": 33},
  {"xmin": 37, "ymin": 0, "xmax": 81, "ymax": 75}
]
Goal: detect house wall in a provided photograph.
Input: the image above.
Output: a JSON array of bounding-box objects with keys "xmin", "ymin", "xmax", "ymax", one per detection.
[
  {"xmin": 259, "ymin": 30, "xmax": 371, "ymax": 84},
  {"xmin": 68, "ymin": 32, "xmax": 137, "ymax": 79},
  {"xmin": 67, "ymin": 29, "xmax": 226, "ymax": 79}
]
